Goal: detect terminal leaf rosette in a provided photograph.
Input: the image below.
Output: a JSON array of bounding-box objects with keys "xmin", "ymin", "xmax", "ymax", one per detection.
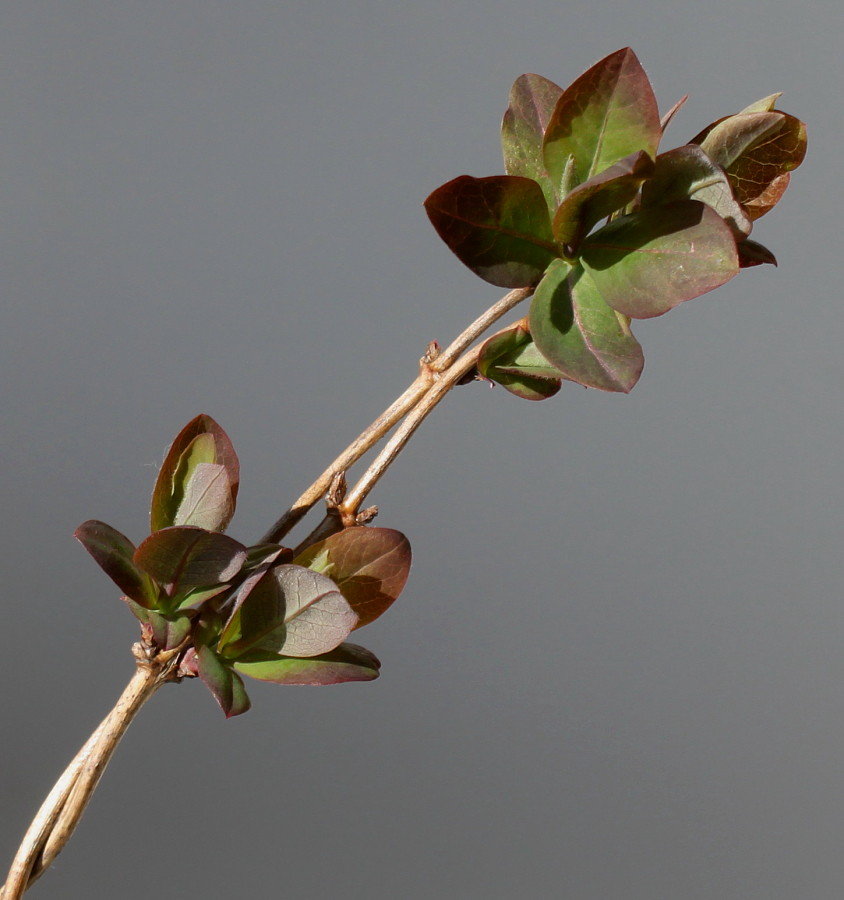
[{"xmin": 425, "ymin": 47, "xmax": 805, "ymax": 397}]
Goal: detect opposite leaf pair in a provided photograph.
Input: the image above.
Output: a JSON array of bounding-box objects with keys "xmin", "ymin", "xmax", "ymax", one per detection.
[
  {"xmin": 76, "ymin": 415, "xmax": 411, "ymax": 717},
  {"xmin": 425, "ymin": 48, "xmax": 806, "ymax": 397}
]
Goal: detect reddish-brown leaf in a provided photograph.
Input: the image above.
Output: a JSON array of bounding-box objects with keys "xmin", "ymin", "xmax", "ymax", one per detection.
[
  {"xmin": 294, "ymin": 526, "xmax": 412, "ymax": 630},
  {"xmin": 424, "ymin": 175, "xmax": 558, "ymax": 287}
]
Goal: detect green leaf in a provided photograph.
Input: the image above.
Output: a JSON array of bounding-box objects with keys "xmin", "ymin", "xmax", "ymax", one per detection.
[
  {"xmin": 477, "ymin": 323, "xmax": 563, "ymax": 400},
  {"xmin": 123, "ymin": 599, "xmax": 193, "ymax": 650},
  {"xmin": 642, "ymin": 144, "xmax": 752, "ymax": 238},
  {"xmin": 424, "ymin": 175, "xmax": 559, "ymax": 287},
  {"xmin": 543, "ymin": 48, "xmax": 661, "ymax": 201},
  {"xmin": 552, "ymin": 150, "xmax": 655, "ymax": 253},
  {"xmin": 738, "ymin": 93, "xmax": 782, "ymax": 114},
  {"xmin": 692, "ymin": 111, "xmax": 807, "ymax": 220},
  {"xmin": 195, "ymin": 644, "xmax": 252, "ymax": 718},
  {"xmin": 529, "ymin": 260, "xmax": 644, "ymax": 393},
  {"xmin": 171, "ymin": 582, "xmax": 233, "ymax": 612},
  {"xmin": 150, "ymin": 414, "xmax": 240, "ymax": 533},
  {"xmin": 234, "ymin": 642, "xmax": 381, "ymax": 686},
  {"xmin": 501, "ymin": 73, "xmax": 564, "ymax": 209},
  {"xmin": 580, "ymin": 200, "xmax": 739, "ymax": 319},
  {"xmin": 74, "ymin": 520, "xmax": 158, "ymax": 608},
  {"xmin": 293, "ymin": 527, "xmax": 412, "ymax": 630},
  {"xmin": 218, "ymin": 564, "xmax": 357, "ymax": 659},
  {"xmin": 133, "ymin": 526, "xmax": 247, "ymax": 599}
]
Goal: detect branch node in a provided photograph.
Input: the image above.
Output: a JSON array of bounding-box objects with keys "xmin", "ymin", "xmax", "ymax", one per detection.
[
  {"xmin": 326, "ymin": 471, "xmax": 348, "ymax": 507},
  {"xmin": 337, "ymin": 505, "xmax": 360, "ymax": 528},
  {"xmin": 422, "ymin": 340, "xmax": 441, "ymax": 367}
]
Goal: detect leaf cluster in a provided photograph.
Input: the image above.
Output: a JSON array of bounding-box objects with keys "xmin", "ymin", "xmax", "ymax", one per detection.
[
  {"xmin": 71, "ymin": 50, "xmax": 805, "ymax": 712},
  {"xmin": 76, "ymin": 415, "xmax": 411, "ymax": 717},
  {"xmin": 425, "ymin": 48, "xmax": 806, "ymax": 397}
]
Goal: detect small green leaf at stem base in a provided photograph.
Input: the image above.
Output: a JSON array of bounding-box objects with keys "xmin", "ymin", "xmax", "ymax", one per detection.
[{"xmin": 123, "ymin": 599, "xmax": 193, "ymax": 650}]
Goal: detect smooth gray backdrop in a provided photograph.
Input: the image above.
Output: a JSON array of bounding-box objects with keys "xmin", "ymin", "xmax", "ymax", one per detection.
[{"xmin": 1, "ymin": 3, "xmax": 839, "ymax": 898}]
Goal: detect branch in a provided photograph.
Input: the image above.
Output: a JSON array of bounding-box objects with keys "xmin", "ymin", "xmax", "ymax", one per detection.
[
  {"xmin": 2, "ymin": 288, "xmax": 532, "ymax": 898},
  {"xmin": 1, "ymin": 641, "xmax": 183, "ymax": 899},
  {"xmin": 341, "ymin": 341, "xmax": 484, "ymax": 515},
  {"xmin": 261, "ymin": 286, "xmax": 532, "ymax": 546},
  {"xmin": 259, "ymin": 357, "xmax": 435, "ymax": 545}
]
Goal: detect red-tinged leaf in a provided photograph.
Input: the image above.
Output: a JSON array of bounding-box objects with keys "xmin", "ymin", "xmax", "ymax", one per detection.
[
  {"xmin": 234, "ymin": 642, "xmax": 381, "ymax": 686},
  {"xmin": 741, "ymin": 172, "xmax": 792, "ymax": 220},
  {"xmin": 501, "ymin": 73, "xmax": 564, "ymax": 209},
  {"xmin": 150, "ymin": 414, "xmax": 240, "ymax": 533},
  {"xmin": 552, "ymin": 151, "xmax": 655, "ymax": 252},
  {"xmin": 293, "ymin": 527, "xmax": 412, "ymax": 630},
  {"xmin": 659, "ymin": 95, "xmax": 688, "ymax": 135},
  {"xmin": 424, "ymin": 174, "xmax": 559, "ymax": 288},
  {"xmin": 737, "ymin": 239, "xmax": 777, "ymax": 268},
  {"xmin": 196, "ymin": 644, "xmax": 251, "ymax": 718},
  {"xmin": 642, "ymin": 145, "xmax": 752, "ymax": 238},
  {"xmin": 123, "ymin": 599, "xmax": 193, "ymax": 650},
  {"xmin": 529, "ymin": 260, "xmax": 644, "ymax": 393},
  {"xmin": 580, "ymin": 200, "xmax": 739, "ymax": 319},
  {"xmin": 477, "ymin": 323, "xmax": 563, "ymax": 401},
  {"xmin": 218, "ymin": 565, "xmax": 357, "ymax": 659},
  {"xmin": 134, "ymin": 526, "xmax": 247, "ymax": 596},
  {"xmin": 75, "ymin": 520, "xmax": 158, "ymax": 608},
  {"xmin": 692, "ymin": 111, "xmax": 806, "ymax": 220},
  {"xmin": 543, "ymin": 48, "xmax": 661, "ymax": 200}
]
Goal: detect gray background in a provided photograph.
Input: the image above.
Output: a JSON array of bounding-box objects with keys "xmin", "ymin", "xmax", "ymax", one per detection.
[{"xmin": 0, "ymin": 2, "xmax": 838, "ymax": 898}]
